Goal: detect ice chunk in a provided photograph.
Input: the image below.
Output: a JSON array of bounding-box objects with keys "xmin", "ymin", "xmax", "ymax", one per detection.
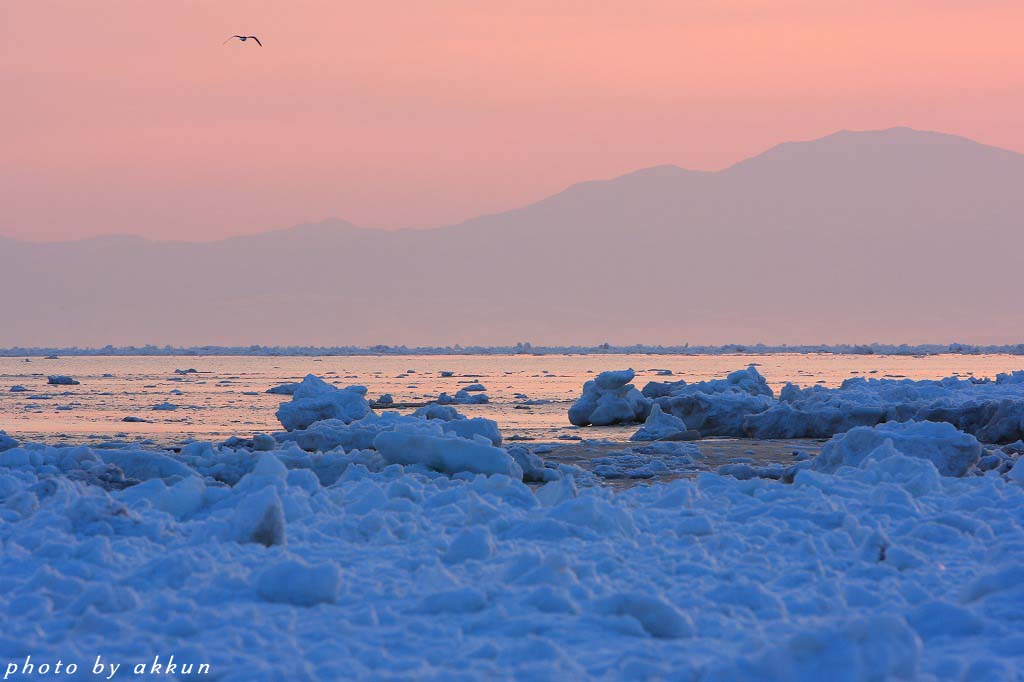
[
  {"xmin": 101, "ymin": 449, "xmax": 197, "ymax": 482},
  {"xmin": 442, "ymin": 418, "xmax": 502, "ymax": 446},
  {"xmin": 0, "ymin": 431, "xmax": 17, "ymax": 453},
  {"xmin": 710, "ymin": 615, "xmax": 921, "ymax": 680},
  {"xmin": 443, "ymin": 527, "xmax": 495, "ymax": 564},
  {"xmin": 1007, "ymin": 458, "xmax": 1024, "ymax": 486},
  {"xmin": 47, "ymin": 375, "xmax": 80, "ymax": 385},
  {"xmin": 252, "ymin": 433, "xmax": 277, "ymax": 451},
  {"xmin": 593, "ymin": 592, "xmax": 693, "ymax": 638},
  {"xmin": 535, "ymin": 475, "xmax": 578, "ymax": 507},
  {"xmin": 437, "ymin": 390, "xmax": 490, "ymax": 405},
  {"xmin": 374, "ymin": 429, "xmax": 522, "ymax": 478},
  {"xmin": 595, "ymin": 369, "xmax": 636, "ymax": 390},
  {"xmin": 266, "ymin": 381, "xmax": 300, "ymax": 395},
  {"xmin": 646, "ymin": 366, "xmax": 774, "ymax": 437},
  {"xmin": 276, "ymin": 375, "xmax": 371, "ymax": 431},
  {"xmin": 232, "ymin": 487, "xmax": 286, "ymax": 546},
  {"xmin": 415, "ymin": 588, "xmax": 488, "ymax": 614},
  {"xmin": 907, "ymin": 601, "xmax": 983, "ymax": 639},
  {"xmin": 748, "ymin": 371, "xmax": 1024, "ymax": 442},
  {"xmin": 118, "ymin": 475, "xmax": 206, "ymax": 519},
  {"xmin": 568, "ymin": 369, "xmax": 651, "ymax": 427},
  {"xmin": 256, "ymin": 559, "xmax": 341, "ymax": 606},
  {"xmin": 813, "ymin": 421, "xmax": 981, "ymax": 477},
  {"xmin": 629, "ymin": 404, "xmax": 694, "ymax": 441}
]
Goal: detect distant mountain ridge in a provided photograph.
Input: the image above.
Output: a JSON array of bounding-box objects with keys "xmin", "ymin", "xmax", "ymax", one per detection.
[{"xmin": 2, "ymin": 127, "xmax": 1022, "ymax": 346}]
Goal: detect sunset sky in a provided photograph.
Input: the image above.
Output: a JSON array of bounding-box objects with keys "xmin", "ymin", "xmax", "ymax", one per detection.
[{"xmin": 2, "ymin": 0, "xmax": 1023, "ymax": 242}]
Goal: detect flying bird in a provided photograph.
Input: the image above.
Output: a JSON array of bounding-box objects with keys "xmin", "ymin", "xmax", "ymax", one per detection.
[{"xmin": 224, "ymin": 35, "xmax": 262, "ymax": 46}]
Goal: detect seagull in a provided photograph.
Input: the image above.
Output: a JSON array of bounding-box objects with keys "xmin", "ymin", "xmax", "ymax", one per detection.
[{"xmin": 224, "ymin": 35, "xmax": 262, "ymax": 46}]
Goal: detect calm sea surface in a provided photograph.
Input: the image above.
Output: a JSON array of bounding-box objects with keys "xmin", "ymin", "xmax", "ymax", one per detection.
[{"xmin": 2, "ymin": 354, "xmax": 1022, "ymax": 447}]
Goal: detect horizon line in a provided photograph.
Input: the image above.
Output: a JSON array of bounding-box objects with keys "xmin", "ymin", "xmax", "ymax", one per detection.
[{"xmin": 3, "ymin": 341, "xmax": 1023, "ymax": 358}]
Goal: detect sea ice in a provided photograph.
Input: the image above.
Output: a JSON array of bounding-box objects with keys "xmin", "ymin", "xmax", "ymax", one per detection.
[
  {"xmin": 276, "ymin": 374, "xmax": 371, "ymax": 430},
  {"xmin": 256, "ymin": 558, "xmax": 342, "ymax": 606},
  {"xmin": 629, "ymin": 403, "xmax": 695, "ymax": 441},
  {"xmin": 747, "ymin": 372, "xmax": 1024, "ymax": 443},
  {"xmin": 0, "ymin": 431, "xmax": 17, "ymax": 452},
  {"xmin": 568, "ymin": 369, "xmax": 650, "ymax": 427},
  {"xmin": 812, "ymin": 420, "xmax": 982, "ymax": 477},
  {"xmin": 437, "ymin": 390, "xmax": 490, "ymax": 405},
  {"xmin": 374, "ymin": 425, "xmax": 522, "ymax": 478},
  {"xmin": 265, "ymin": 381, "xmax": 300, "ymax": 395},
  {"xmin": 2, "ymin": 370, "xmax": 1024, "ymax": 680},
  {"xmin": 642, "ymin": 366, "xmax": 775, "ymax": 436}
]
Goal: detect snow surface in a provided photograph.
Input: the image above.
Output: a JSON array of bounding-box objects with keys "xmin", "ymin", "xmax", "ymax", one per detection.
[{"xmin": 2, "ymin": 373, "xmax": 1024, "ymax": 680}]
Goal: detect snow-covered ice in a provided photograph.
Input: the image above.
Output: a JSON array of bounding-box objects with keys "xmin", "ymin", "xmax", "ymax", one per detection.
[
  {"xmin": 629, "ymin": 403, "xmax": 696, "ymax": 442},
  {"xmin": 568, "ymin": 369, "xmax": 650, "ymax": 426},
  {"xmin": 437, "ymin": 389, "xmax": 490, "ymax": 405},
  {"xmin": 275, "ymin": 374, "xmax": 371, "ymax": 430},
  {"xmin": 747, "ymin": 372, "xmax": 1024, "ymax": 443},
  {"xmin": 0, "ymin": 431, "xmax": 17, "ymax": 452},
  {"xmin": 570, "ymin": 365, "xmax": 1024, "ymax": 445},
  {"xmin": 2, "ymin": 372, "xmax": 1024, "ymax": 680},
  {"xmin": 265, "ymin": 381, "xmax": 300, "ymax": 395},
  {"xmin": 812, "ymin": 421, "xmax": 982, "ymax": 477}
]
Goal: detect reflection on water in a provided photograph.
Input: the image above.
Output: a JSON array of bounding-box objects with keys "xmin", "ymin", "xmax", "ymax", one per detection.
[{"xmin": 1, "ymin": 353, "xmax": 1022, "ymax": 447}]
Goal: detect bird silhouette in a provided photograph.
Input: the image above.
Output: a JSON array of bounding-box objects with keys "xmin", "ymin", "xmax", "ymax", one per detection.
[{"xmin": 224, "ymin": 35, "xmax": 262, "ymax": 46}]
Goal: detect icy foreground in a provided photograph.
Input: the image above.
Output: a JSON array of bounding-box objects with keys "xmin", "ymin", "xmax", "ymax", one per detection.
[{"xmin": 2, "ymin": 377, "xmax": 1024, "ymax": 680}]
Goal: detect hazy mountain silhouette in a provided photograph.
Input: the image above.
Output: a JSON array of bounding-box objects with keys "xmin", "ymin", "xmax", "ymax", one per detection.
[{"xmin": 2, "ymin": 127, "xmax": 1022, "ymax": 346}]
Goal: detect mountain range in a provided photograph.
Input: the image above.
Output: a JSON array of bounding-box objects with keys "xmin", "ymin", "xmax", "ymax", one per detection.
[{"xmin": 2, "ymin": 127, "xmax": 1022, "ymax": 347}]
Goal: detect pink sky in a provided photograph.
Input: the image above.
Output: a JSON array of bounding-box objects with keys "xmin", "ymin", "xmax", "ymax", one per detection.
[{"xmin": 2, "ymin": 0, "xmax": 1023, "ymax": 242}]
